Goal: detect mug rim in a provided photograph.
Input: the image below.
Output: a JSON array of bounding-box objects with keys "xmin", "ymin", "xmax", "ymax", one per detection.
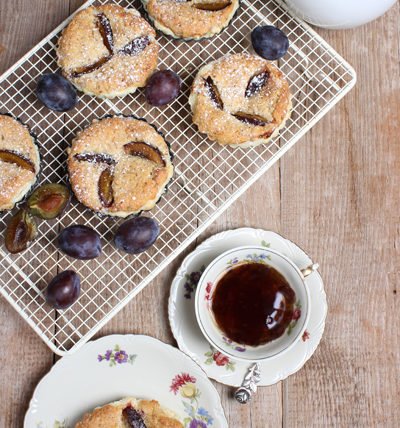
[{"xmin": 195, "ymin": 245, "xmax": 311, "ymax": 362}]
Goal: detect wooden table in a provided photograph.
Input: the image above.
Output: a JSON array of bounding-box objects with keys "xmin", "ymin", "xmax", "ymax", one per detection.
[{"xmin": 1, "ymin": 1, "xmax": 399, "ymax": 427}]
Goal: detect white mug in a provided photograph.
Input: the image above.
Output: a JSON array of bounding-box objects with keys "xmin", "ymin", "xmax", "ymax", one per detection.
[{"xmin": 285, "ymin": 0, "xmax": 396, "ymax": 29}]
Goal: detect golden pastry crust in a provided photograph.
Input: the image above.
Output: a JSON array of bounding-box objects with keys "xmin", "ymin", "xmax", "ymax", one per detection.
[
  {"xmin": 75, "ymin": 397, "xmax": 183, "ymax": 428},
  {"xmin": 57, "ymin": 4, "xmax": 159, "ymax": 98},
  {"xmin": 189, "ymin": 53, "xmax": 292, "ymax": 147},
  {"xmin": 67, "ymin": 116, "xmax": 173, "ymax": 217},
  {"xmin": 142, "ymin": 0, "xmax": 240, "ymax": 40},
  {"xmin": 0, "ymin": 115, "xmax": 40, "ymax": 211}
]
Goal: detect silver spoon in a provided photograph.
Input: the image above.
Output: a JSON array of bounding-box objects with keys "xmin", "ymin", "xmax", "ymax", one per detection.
[{"xmin": 234, "ymin": 363, "xmax": 261, "ymax": 404}]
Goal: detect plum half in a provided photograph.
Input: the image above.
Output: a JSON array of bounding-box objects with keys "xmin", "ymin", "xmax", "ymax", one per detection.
[
  {"xmin": 5, "ymin": 209, "xmax": 38, "ymax": 254},
  {"xmin": 28, "ymin": 183, "xmax": 71, "ymax": 219}
]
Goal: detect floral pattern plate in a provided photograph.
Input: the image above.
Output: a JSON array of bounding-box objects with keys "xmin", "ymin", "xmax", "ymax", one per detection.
[
  {"xmin": 168, "ymin": 228, "xmax": 328, "ymax": 387},
  {"xmin": 24, "ymin": 335, "xmax": 228, "ymax": 428}
]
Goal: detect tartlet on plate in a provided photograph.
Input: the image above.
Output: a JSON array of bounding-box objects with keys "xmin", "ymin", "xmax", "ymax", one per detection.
[
  {"xmin": 0, "ymin": 114, "xmax": 40, "ymax": 211},
  {"xmin": 57, "ymin": 4, "xmax": 159, "ymax": 98},
  {"xmin": 75, "ymin": 396, "xmax": 183, "ymax": 428},
  {"xmin": 67, "ymin": 116, "xmax": 174, "ymax": 218},
  {"xmin": 189, "ymin": 53, "xmax": 292, "ymax": 147},
  {"xmin": 141, "ymin": 0, "xmax": 240, "ymax": 40}
]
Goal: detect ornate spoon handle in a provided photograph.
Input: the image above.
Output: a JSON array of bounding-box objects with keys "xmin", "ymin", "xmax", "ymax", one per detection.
[{"xmin": 234, "ymin": 363, "xmax": 261, "ymax": 404}]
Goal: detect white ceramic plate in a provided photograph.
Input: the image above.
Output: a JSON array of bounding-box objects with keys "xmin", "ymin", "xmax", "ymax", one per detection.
[
  {"xmin": 24, "ymin": 335, "xmax": 228, "ymax": 428},
  {"xmin": 168, "ymin": 228, "xmax": 328, "ymax": 387}
]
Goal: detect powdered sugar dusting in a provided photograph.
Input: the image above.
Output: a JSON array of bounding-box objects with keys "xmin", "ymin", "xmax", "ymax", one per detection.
[
  {"xmin": 245, "ymin": 71, "xmax": 269, "ymax": 98},
  {"xmin": 119, "ymin": 36, "xmax": 150, "ymax": 56}
]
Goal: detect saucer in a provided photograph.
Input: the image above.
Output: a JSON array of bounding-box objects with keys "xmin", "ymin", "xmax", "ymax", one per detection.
[{"xmin": 168, "ymin": 228, "xmax": 328, "ymax": 387}]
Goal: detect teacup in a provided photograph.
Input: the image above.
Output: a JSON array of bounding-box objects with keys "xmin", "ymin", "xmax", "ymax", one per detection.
[{"xmin": 195, "ymin": 246, "xmax": 318, "ymax": 362}]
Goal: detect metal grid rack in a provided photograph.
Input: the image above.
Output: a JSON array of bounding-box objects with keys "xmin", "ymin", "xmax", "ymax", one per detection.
[{"xmin": 0, "ymin": 0, "xmax": 356, "ymax": 355}]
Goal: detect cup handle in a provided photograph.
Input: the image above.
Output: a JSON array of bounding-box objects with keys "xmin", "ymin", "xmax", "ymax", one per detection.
[{"xmin": 300, "ymin": 263, "xmax": 319, "ymax": 278}]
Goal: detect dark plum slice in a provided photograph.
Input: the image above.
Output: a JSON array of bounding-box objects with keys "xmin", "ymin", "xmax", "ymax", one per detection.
[
  {"xmin": 44, "ymin": 270, "xmax": 81, "ymax": 310},
  {"xmin": 0, "ymin": 150, "xmax": 35, "ymax": 173},
  {"xmin": 114, "ymin": 217, "xmax": 160, "ymax": 254},
  {"xmin": 98, "ymin": 168, "xmax": 114, "ymax": 208},
  {"xmin": 96, "ymin": 13, "xmax": 114, "ymax": 54},
  {"xmin": 245, "ymin": 71, "xmax": 270, "ymax": 98},
  {"xmin": 260, "ymin": 127, "xmax": 276, "ymax": 139},
  {"xmin": 5, "ymin": 209, "xmax": 37, "ymax": 254},
  {"xmin": 28, "ymin": 183, "xmax": 71, "ymax": 219},
  {"xmin": 232, "ymin": 112, "xmax": 269, "ymax": 126},
  {"xmin": 123, "ymin": 406, "xmax": 146, "ymax": 428},
  {"xmin": 74, "ymin": 152, "xmax": 116, "ymax": 208},
  {"xmin": 145, "ymin": 70, "xmax": 181, "ymax": 107},
  {"xmin": 74, "ymin": 153, "xmax": 115, "ymax": 166},
  {"xmin": 194, "ymin": 1, "xmax": 232, "ymax": 11},
  {"xmin": 123, "ymin": 142, "xmax": 165, "ymax": 167},
  {"xmin": 119, "ymin": 36, "xmax": 150, "ymax": 56},
  {"xmin": 204, "ymin": 76, "xmax": 223, "ymax": 110},
  {"xmin": 58, "ymin": 225, "xmax": 102, "ymax": 260},
  {"xmin": 71, "ymin": 55, "xmax": 112, "ymax": 78}
]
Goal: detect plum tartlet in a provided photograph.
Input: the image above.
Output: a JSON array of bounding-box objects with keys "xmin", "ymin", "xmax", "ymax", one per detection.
[
  {"xmin": 189, "ymin": 53, "xmax": 292, "ymax": 147},
  {"xmin": 0, "ymin": 114, "xmax": 40, "ymax": 211},
  {"xmin": 142, "ymin": 0, "xmax": 240, "ymax": 40},
  {"xmin": 75, "ymin": 397, "xmax": 183, "ymax": 428},
  {"xmin": 67, "ymin": 116, "xmax": 173, "ymax": 217},
  {"xmin": 57, "ymin": 4, "xmax": 159, "ymax": 98}
]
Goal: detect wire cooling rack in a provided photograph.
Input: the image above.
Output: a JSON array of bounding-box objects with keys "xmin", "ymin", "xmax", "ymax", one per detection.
[{"xmin": 0, "ymin": 0, "xmax": 355, "ymax": 355}]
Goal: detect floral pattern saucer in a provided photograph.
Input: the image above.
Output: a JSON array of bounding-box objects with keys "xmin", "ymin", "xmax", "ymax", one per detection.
[
  {"xmin": 168, "ymin": 228, "xmax": 328, "ymax": 387},
  {"xmin": 25, "ymin": 335, "xmax": 227, "ymax": 428}
]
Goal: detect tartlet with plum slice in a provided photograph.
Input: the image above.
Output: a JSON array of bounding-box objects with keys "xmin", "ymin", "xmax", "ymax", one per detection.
[
  {"xmin": 142, "ymin": 0, "xmax": 240, "ymax": 40},
  {"xmin": 57, "ymin": 4, "xmax": 159, "ymax": 98},
  {"xmin": 189, "ymin": 53, "xmax": 292, "ymax": 147},
  {"xmin": 67, "ymin": 116, "xmax": 174, "ymax": 218},
  {"xmin": 0, "ymin": 114, "xmax": 40, "ymax": 211},
  {"xmin": 75, "ymin": 396, "xmax": 183, "ymax": 428}
]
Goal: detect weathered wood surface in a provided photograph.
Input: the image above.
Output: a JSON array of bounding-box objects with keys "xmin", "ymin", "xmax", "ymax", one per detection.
[{"xmin": 0, "ymin": 1, "xmax": 398, "ymax": 427}]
